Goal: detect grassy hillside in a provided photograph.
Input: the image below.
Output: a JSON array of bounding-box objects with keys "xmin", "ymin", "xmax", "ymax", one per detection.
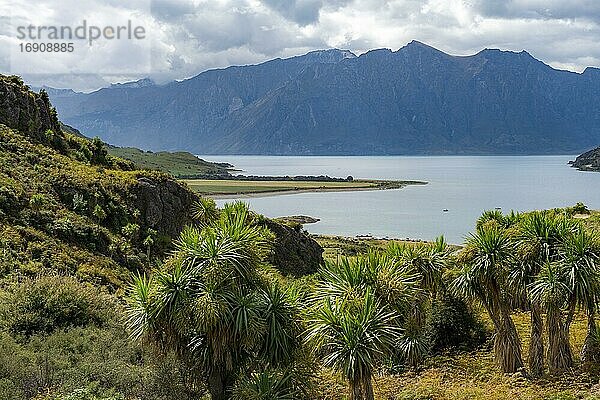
[
  {"xmin": 0, "ymin": 75, "xmax": 207, "ymax": 399},
  {"xmin": 580, "ymin": 210, "xmax": 600, "ymax": 231},
  {"xmin": 61, "ymin": 122, "xmax": 231, "ymax": 178},
  {"xmin": 0, "ymin": 122, "xmax": 199, "ymax": 289},
  {"xmin": 107, "ymin": 147, "xmax": 231, "ymax": 178},
  {"xmin": 0, "ymin": 123, "xmax": 193, "ymax": 287}
]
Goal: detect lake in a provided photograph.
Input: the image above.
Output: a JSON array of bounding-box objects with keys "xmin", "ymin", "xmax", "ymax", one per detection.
[{"xmin": 197, "ymin": 155, "xmax": 600, "ymax": 244}]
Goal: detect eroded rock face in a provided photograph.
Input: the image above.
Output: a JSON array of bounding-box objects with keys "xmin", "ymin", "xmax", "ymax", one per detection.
[
  {"xmin": 133, "ymin": 176, "xmax": 197, "ymax": 238},
  {"xmin": 259, "ymin": 219, "xmax": 324, "ymax": 276},
  {"xmin": 0, "ymin": 76, "xmax": 61, "ymax": 139}
]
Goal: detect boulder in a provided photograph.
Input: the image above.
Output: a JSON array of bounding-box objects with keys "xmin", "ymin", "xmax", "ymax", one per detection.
[
  {"xmin": 260, "ymin": 219, "xmax": 324, "ymax": 276},
  {"xmin": 132, "ymin": 175, "xmax": 197, "ymax": 239}
]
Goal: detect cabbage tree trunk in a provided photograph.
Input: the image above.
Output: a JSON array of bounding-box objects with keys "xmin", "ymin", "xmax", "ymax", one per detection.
[
  {"xmin": 349, "ymin": 373, "xmax": 374, "ymax": 400},
  {"xmin": 208, "ymin": 367, "xmax": 233, "ymax": 400},
  {"xmin": 528, "ymin": 301, "xmax": 544, "ymax": 377},
  {"xmin": 546, "ymin": 308, "xmax": 572, "ymax": 375},
  {"xmin": 581, "ymin": 310, "xmax": 599, "ymax": 365}
]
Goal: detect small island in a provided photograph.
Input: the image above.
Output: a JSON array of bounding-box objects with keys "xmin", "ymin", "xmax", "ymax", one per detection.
[{"xmin": 274, "ymin": 215, "xmax": 321, "ymax": 225}]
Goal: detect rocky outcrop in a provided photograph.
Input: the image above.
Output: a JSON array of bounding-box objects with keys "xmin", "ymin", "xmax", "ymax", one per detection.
[
  {"xmin": 133, "ymin": 175, "xmax": 198, "ymax": 238},
  {"xmin": 0, "ymin": 75, "xmax": 61, "ymax": 140},
  {"xmin": 260, "ymin": 219, "xmax": 324, "ymax": 276},
  {"xmin": 131, "ymin": 175, "xmax": 325, "ymax": 274},
  {"xmin": 131, "ymin": 176, "xmax": 324, "ymax": 272},
  {"xmin": 571, "ymin": 147, "xmax": 600, "ymax": 172}
]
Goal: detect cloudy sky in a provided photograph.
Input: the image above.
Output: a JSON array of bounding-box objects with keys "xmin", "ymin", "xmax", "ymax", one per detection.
[{"xmin": 1, "ymin": 0, "xmax": 599, "ymax": 91}]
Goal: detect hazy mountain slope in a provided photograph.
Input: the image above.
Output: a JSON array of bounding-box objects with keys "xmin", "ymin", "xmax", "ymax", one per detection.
[
  {"xmin": 47, "ymin": 42, "xmax": 600, "ymax": 155},
  {"xmin": 52, "ymin": 49, "xmax": 356, "ymax": 151}
]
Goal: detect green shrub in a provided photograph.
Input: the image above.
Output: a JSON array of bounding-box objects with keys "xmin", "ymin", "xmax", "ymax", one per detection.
[
  {"xmin": 0, "ymin": 276, "xmax": 117, "ymax": 337},
  {"xmin": 0, "ymin": 326, "xmax": 196, "ymax": 400},
  {"xmin": 72, "ymin": 193, "xmax": 88, "ymax": 213},
  {"xmin": 567, "ymin": 202, "xmax": 590, "ymax": 215},
  {"xmin": 49, "ymin": 216, "xmax": 110, "ymax": 252},
  {"xmin": 121, "ymin": 223, "xmax": 140, "ymax": 241},
  {"xmin": 54, "ymin": 387, "xmax": 124, "ymax": 400},
  {"xmin": 425, "ymin": 296, "xmax": 489, "ymax": 352},
  {"xmin": 88, "ymin": 137, "xmax": 108, "ymax": 166},
  {"xmin": 0, "ymin": 378, "xmax": 25, "ymax": 400},
  {"xmin": 28, "ymin": 193, "xmax": 48, "ymax": 211},
  {"xmin": 0, "ymin": 174, "xmax": 25, "ymax": 214}
]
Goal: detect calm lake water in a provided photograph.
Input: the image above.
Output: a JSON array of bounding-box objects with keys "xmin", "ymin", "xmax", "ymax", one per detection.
[{"xmin": 197, "ymin": 155, "xmax": 600, "ymax": 244}]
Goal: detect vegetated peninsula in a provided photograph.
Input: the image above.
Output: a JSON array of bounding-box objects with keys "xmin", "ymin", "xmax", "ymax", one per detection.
[
  {"xmin": 63, "ymin": 124, "xmax": 424, "ymax": 197},
  {"xmin": 46, "ymin": 42, "xmax": 600, "ymax": 155},
  {"xmin": 182, "ymin": 177, "xmax": 425, "ymax": 197},
  {"xmin": 571, "ymin": 146, "xmax": 600, "ymax": 171}
]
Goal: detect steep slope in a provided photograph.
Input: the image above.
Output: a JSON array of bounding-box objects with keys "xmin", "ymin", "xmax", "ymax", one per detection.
[
  {"xmin": 47, "ymin": 43, "xmax": 600, "ymax": 155},
  {"xmin": 0, "ymin": 74, "xmax": 327, "ymax": 400},
  {"xmin": 0, "ymin": 76, "xmax": 198, "ymax": 287}
]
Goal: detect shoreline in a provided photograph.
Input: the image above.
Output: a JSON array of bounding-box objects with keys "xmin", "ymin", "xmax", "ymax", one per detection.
[
  {"xmin": 203, "ymin": 180, "xmax": 427, "ymax": 199},
  {"xmin": 314, "ymin": 234, "xmax": 464, "ymax": 248}
]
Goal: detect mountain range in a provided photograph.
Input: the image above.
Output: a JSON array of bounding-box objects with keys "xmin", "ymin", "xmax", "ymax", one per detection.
[{"xmin": 45, "ymin": 41, "xmax": 600, "ymax": 155}]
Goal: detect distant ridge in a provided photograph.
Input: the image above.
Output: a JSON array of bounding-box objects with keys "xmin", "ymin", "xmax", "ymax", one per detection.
[{"xmin": 46, "ymin": 43, "xmax": 600, "ymax": 155}]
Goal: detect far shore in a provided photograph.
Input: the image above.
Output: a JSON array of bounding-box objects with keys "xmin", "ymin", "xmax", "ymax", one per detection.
[{"xmin": 313, "ymin": 235, "xmax": 464, "ymax": 257}]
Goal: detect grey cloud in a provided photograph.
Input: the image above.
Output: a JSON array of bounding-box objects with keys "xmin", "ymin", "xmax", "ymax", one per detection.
[
  {"xmin": 3, "ymin": 0, "xmax": 599, "ymax": 91},
  {"xmin": 475, "ymin": 0, "xmax": 600, "ymax": 21},
  {"xmin": 151, "ymin": 0, "xmax": 198, "ymax": 22},
  {"xmin": 259, "ymin": 0, "xmax": 354, "ymax": 25},
  {"xmin": 261, "ymin": 0, "xmax": 323, "ymax": 25}
]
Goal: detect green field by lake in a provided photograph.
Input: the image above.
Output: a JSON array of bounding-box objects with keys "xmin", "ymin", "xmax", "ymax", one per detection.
[{"xmin": 182, "ymin": 178, "xmax": 382, "ymax": 195}]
